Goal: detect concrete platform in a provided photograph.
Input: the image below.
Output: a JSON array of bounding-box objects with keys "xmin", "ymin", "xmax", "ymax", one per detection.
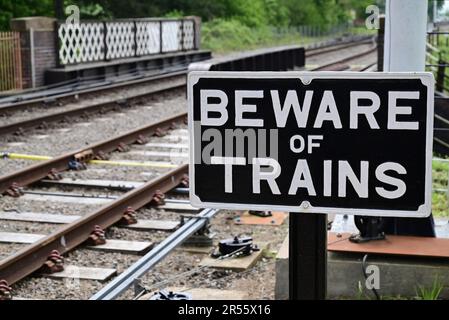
[
  {"xmin": 46, "ymin": 50, "xmax": 211, "ymax": 85},
  {"xmin": 275, "ymin": 235, "xmax": 449, "ymax": 299}
]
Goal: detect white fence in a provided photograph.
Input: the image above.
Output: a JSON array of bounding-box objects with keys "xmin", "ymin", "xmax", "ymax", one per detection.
[{"xmin": 58, "ymin": 18, "xmax": 196, "ymax": 65}]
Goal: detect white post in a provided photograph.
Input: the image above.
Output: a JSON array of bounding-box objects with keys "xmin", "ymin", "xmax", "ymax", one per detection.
[{"xmin": 383, "ymin": 0, "xmax": 428, "ymax": 72}]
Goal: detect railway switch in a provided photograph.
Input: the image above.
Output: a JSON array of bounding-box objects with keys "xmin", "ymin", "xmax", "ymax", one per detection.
[{"xmin": 212, "ymin": 236, "xmax": 259, "ymax": 258}]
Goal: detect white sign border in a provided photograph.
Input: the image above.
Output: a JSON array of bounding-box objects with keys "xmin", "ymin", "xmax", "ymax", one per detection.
[{"xmin": 187, "ymin": 71, "xmax": 434, "ymax": 218}]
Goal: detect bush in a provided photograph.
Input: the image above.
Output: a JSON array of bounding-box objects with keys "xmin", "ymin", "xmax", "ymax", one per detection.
[{"xmin": 202, "ymin": 18, "xmax": 271, "ymax": 52}]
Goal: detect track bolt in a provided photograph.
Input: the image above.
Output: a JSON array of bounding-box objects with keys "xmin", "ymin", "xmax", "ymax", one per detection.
[
  {"xmin": 38, "ymin": 121, "xmax": 49, "ymax": 130},
  {"xmin": 0, "ymin": 280, "xmax": 12, "ymax": 300},
  {"xmin": 13, "ymin": 127, "xmax": 25, "ymax": 136},
  {"xmin": 151, "ymin": 190, "xmax": 165, "ymax": 206},
  {"xmin": 119, "ymin": 207, "xmax": 138, "ymax": 225},
  {"xmin": 94, "ymin": 151, "xmax": 110, "ymax": 160},
  {"xmin": 116, "ymin": 142, "xmax": 130, "ymax": 152},
  {"xmin": 180, "ymin": 174, "xmax": 189, "ymax": 188},
  {"xmin": 4, "ymin": 183, "xmax": 24, "ymax": 197},
  {"xmin": 153, "ymin": 128, "xmax": 166, "ymax": 137},
  {"xmin": 169, "ymin": 122, "xmax": 178, "ymax": 130},
  {"xmin": 135, "ymin": 134, "xmax": 148, "ymax": 145},
  {"xmin": 47, "ymin": 168, "xmax": 63, "ymax": 181},
  {"xmin": 41, "ymin": 250, "xmax": 64, "ymax": 274},
  {"xmin": 87, "ymin": 225, "xmax": 106, "ymax": 246}
]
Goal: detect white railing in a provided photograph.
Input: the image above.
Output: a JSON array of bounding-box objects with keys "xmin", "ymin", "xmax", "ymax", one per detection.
[{"xmin": 58, "ymin": 18, "xmax": 196, "ymax": 65}]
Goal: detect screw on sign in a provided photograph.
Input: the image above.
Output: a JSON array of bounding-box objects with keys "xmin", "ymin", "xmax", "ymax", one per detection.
[{"xmin": 188, "ymin": 72, "xmax": 434, "ymax": 218}]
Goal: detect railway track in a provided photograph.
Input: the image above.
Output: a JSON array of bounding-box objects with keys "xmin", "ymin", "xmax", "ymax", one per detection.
[
  {"xmin": 0, "ymin": 37, "xmax": 379, "ymax": 300},
  {"xmin": 0, "ymin": 113, "xmax": 197, "ymax": 299},
  {"xmin": 0, "ymin": 39, "xmax": 376, "ymax": 137}
]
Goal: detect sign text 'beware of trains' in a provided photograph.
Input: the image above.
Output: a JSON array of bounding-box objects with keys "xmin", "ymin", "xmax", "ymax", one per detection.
[{"xmin": 188, "ymin": 72, "xmax": 434, "ymax": 217}]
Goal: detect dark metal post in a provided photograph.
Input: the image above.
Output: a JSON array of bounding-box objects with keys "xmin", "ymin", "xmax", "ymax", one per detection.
[
  {"xmin": 289, "ymin": 213, "xmax": 327, "ymax": 300},
  {"xmin": 437, "ymin": 60, "xmax": 445, "ymax": 93},
  {"xmin": 377, "ymin": 16, "xmax": 385, "ymax": 72},
  {"xmin": 134, "ymin": 21, "xmax": 138, "ymax": 57},
  {"xmin": 54, "ymin": 0, "xmax": 64, "ymax": 20},
  {"xmin": 159, "ymin": 20, "xmax": 163, "ymax": 53},
  {"xmin": 181, "ymin": 19, "xmax": 185, "ymax": 51},
  {"xmin": 103, "ymin": 21, "xmax": 108, "ymax": 61}
]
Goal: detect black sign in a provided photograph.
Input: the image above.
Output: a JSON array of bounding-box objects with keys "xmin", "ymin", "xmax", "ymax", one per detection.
[{"xmin": 188, "ymin": 72, "xmax": 434, "ymax": 217}]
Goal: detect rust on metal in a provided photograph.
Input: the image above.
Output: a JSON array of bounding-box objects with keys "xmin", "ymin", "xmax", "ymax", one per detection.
[
  {"xmin": 153, "ymin": 127, "xmax": 166, "ymax": 137},
  {"xmin": 135, "ymin": 134, "xmax": 148, "ymax": 145},
  {"xmin": 119, "ymin": 207, "xmax": 138, "ymax": 225},
  {"xmin": 312, "ymin": 47, "xmax": 376, "ymax": 71},
  {"xmin": 0, "ymin": 71, "xmax": 187, "ymax": 116},
  {"xmin": 116, "ymin": 142, "xmax": 130, "ymax": 153},
  {"xmin": 94, "ymin": 150, "xmax": 110, "ymax": 160},
  {"xmin": 39, "ymin": 250, "xmax": 64, "ymax": 274},
  {"xmin": 0, "ymin": 112, "xmax": 187, "ymax": 195},
  {"xmin": 328, "ymin": 232, "xmax": 449, "ymax": 258},
  {"xmin": 0, "ymin": 74, "xmax": 186, "ymax": 135},
  {"xmin": 74, "ymin": 149, "xmax": 94, "ymax": 162},
  {"xmin": 0, "ymin": 280, "xmax": 12, "ymax": 300},
  {"xmin": 0, "ymin": 165, "xmax": 188, "ymax": 285},
  {"xmin": 87, "ymin": 225, "xmax": 107, "ymax": 246},
  {"xmin": 0, "ymin": 31, "xmax": 22, "ymax": 93},
  {"xmin": 47, "ymin": 168, "xmax": 63, "ymax": 181},
  {"xmin": 151, "ymin": 190, "xmax": 166, "ymax": 206}
]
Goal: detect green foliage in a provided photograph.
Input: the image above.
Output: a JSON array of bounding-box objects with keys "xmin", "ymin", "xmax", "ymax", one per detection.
[
  {"xmin": 415, "ymin": 277, "xmax": 444, "ymax": 300},
  {"xmin": 0, "ymin": 0, "xmax": 54, "ymax": 30}
]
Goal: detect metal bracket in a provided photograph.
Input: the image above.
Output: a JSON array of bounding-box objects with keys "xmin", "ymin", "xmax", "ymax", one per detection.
[
  {"xmin": 0, "ymin": 280, "xmax": 12, "ymax": 301},
  {"xmin": 4, "ymin": 182, "xmax": 24, "ymax": 197},
  {"xmin": 40, "ymin": 250, "xmax": 64, "ymax": 274},
  {"xmin": 119, "ymin": 207, "xmax": 138, "ymax": 225},
  {"xmin": 87, "ymin": 225, "xmax": 107, "ymax": 246}
]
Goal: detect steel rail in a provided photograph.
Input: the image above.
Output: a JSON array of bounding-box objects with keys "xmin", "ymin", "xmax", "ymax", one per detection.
[
  {"xmin": 0, "ymin": 112, "xmax": 187, "ymax": 194},
  {"xmin": 305, "ymin": 39, "xmax": 373, "ymax": 58},
  {"xmin": 0, "ymin": 165, "xmax": 188, "ymax": 285},
  {"xmin": 0, "ymin": 36, "xmax": 372, "ymax": 115},
  {"xmin": 311, "ymin": 47, "xmax": 377, "ymax": 71},
  {"xmin": 0, "ymin": 74, "xmax": 186, "ymax": 135},
  {"xmin": 0, "ymin": 69, "xmax": 189, "ymax": 115},
  {"xmin": 90, "ymin": 207, "xmax": 218, "ymax": 300}
]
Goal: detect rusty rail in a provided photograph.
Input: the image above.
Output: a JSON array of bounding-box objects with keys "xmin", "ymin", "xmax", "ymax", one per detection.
[
  {"xmin": 0, "ymin": 164, "xmax": 188, "ymax": 285},
  {"xmin": 311, "ymin": 47, "xmax": 377, "ymax": 71},
  {"xmin": 0, "ymin": 112, "xmax": 187, "ymax": 194},
  {"xmin": 0, "ymin": 69, "xmax": 189, "ymax": 116},
  {"xmin": 0, "ymin": 73, "xmax": 186, "ymax": 135}
]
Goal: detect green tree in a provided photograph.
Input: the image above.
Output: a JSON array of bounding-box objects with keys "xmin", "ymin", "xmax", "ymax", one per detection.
[{"xmin": 0, "ymin": 0, "xmax": 53, "ymax": 30}]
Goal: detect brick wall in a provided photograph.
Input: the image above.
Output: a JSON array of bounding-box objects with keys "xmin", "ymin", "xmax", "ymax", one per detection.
[{"xmin": 11, "ymin": 17, "xmax": 57, "ymax": 89}]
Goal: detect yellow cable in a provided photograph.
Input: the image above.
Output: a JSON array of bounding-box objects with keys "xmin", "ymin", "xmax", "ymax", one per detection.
[{"xmin": 1, "ymin": 152, "xmax": 179, "ymax": 168}]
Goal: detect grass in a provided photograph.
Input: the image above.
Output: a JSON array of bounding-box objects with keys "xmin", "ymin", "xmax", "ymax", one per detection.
[
  {"xmin": 202, "ymin": 20, "xmax": 375, "ymax": 54},
  {"xmin": 432, "ymin": 157, "xmax": 449, "ymax": 218},
  {"xmin": 415, "ymin": 277, "xmax": 444, "ymax": 300}
]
